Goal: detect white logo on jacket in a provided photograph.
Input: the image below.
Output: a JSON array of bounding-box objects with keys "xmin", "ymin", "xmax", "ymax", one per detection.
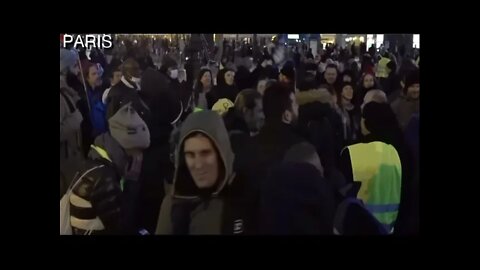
[{"xmin": 233, "ymin": 219, "xmax": 244, "ymax": 234}]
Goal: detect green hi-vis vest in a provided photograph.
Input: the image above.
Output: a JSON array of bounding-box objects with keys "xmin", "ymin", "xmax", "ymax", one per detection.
[
  {"xmin": 376, "ymin": 57, "xmax": 391, "ymax": 78},
  {"xmin": 347, "ymin": 141, "xmax": 402, "ymax": 233},
  {"xmin": 90, "ymin": 145, "xmax": 125, "ymax": 191}
]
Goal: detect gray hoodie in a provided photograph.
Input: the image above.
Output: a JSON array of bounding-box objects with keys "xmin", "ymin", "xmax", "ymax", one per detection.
[
  {"xmin": 156, "ymin": 110, "xmax": 235, "ymax": 234},
  {"xmin": 60, "ymin": 76, "xmax": 84, "ymax": 184}
]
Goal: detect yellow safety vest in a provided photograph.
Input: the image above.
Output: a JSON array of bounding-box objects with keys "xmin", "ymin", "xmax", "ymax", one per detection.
[
  {"xmin": 376, "ymin": 57, "xmax": 391, "ymax": 78},
  {"xmin": 346, "ymin": 141, "xmax": 402, "ymax": 233}
]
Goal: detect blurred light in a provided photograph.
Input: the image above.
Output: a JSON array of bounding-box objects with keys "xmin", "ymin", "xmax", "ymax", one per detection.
[
  {"xmin": 413, "ymin": 34, "xmax": 420, "ymax": 48},
  {"xmin": 359, "ymin": 36, "xmax": 365, "ymax": 42},
  {"xmin": 376, "ymin": 34, "xmax": 384, "ymax": 48},
  {"xmin": 186, "ymin": 57, "xmax": 189, "ymax": 60},
  {"xmin": 134, "ymin": 40, "xmax": 138, "ymax": 44}
]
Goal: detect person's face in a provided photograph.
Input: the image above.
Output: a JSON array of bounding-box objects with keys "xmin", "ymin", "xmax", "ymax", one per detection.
[
  {"xmin": 225, "ymin": 71, "xmax": 235, "ymax": 86},
  {"xmin": 407, "ymin": 83, "xmax": 420, "ymax": 100},
  {"xmin": 200, "ymin": 72, "xmax": 212, "ymax": 88},
  {"xmin": 125, "ymin": 62, "xmax": 141, "ymax": 79},
  {"xmin": 87, "ymin": 65, "xmax": 100, "ymax": 87},
  {"xmin": 284, "ymin": 92, "xmax": 299, "ymax": 124},
  {"xmin": 69, "ymin": 63, "xmax": 80, "ymax": 76},
  {"xmin": 111, "ymin": 71, "xmax": 122, "ymax": 86},
  {"xmin": 343, "ymin": 74, "xmax": 352, "ymax": 83},
  {"xmin": 184, "ymin": 134, "xmax": 220, "ymax": 189},
  {"xmin": 257, "ymin": 79, "xmax": 268, "ymax": 95},
  {"xmin": 244, "ymin": 98, "xmax": 265, "ymax": 133},
  {"xmin": 342, "ymin": 85, "xmax": 354, "ymax": 101},
  {"xmin": 325, "ymin": 67, "xmax": 337, "ymax": 85},
  {"xmin": 363, "ymin": 74, "xmax": 375, "ymax": 89}
]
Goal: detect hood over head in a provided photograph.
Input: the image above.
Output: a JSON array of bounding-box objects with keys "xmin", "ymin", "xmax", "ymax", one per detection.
[{"xmin": 173, "ymin": 110, "xmax": 234, "ymax": 199}]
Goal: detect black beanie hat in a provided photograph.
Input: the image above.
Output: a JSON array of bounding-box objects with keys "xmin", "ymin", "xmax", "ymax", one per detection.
[
  {"xmin": 337, "ymin": 81, "xmax": 355, "ymax": 96},
  {"xmin": 404, "ymin": 70, "xmax": 420, "ymax": 90},
  {"xmin": 161, "ymin": 56, "xmax": 177, "ymax": 70},
  {"xmin": 305, "ymin": 63, "xmax": 318, "ymax": 72},
  {"xmin": 362, "ymin": 102, "xmax": 397, "ymax": 134},
  {"xmin": 280, "ymin": 64, "xmax": 295, "ymax": 82}
]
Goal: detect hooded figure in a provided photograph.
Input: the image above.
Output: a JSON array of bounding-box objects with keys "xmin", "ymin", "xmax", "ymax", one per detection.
[
  {"xmin": 156, "ymin": 111, "xmax": 249, "ymax": 235},
  {"xmin": 213, "ymin": 68, "xmax": 239, "ymax": 103}
]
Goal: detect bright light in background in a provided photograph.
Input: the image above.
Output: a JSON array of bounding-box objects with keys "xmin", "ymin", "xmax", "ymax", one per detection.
[
  {"xmin": 359, "ymin": 36, "xmax": 365, "ymax": 43},
  {"xmin": 376, "ymin": 34, "xmax": 384, "ymax": 48},
  {"xmin": 367, "ymin": 34, "xmax": 374, "ymax": 48},
  {"xmin": 413, "ymin": 34, "xmax": 420, "ymax": 48},
  {"xmin": 288, "ymin": 34, "xmax": 299, "ymax": 39}
]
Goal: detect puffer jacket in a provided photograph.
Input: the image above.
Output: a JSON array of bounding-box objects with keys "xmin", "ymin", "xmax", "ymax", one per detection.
[
  {"xmin": 296, "ymin": 89, "xmax": 344, "ymax": 174},
  {"xmin": 69, "ymin": 133, "xmax": 139, "ymax": 235}
]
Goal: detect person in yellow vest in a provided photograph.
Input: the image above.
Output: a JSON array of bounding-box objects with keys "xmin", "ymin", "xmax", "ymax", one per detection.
[
  {"xmin": 375, "ymin": 52, "xmax": 391, "ymax": 79},
  {"xmin": 66, "ymin": 96, "xmax": 151, "ymax": 235},
  {"xmin": 376, "ymin": 52, "xmax": 391, "ymax": 93},
  {"xmin": 339, "ymin": 102, "xmax": 406, "ymax": 233}
]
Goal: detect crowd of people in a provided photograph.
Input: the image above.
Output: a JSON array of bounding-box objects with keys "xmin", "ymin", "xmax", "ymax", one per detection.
[{"xmin": 60, "ymin": 35, "xmax": 420, "ymax": 235}]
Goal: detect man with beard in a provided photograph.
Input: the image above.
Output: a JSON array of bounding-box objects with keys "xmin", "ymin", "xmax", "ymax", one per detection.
[{"xmin": 238, "ymin": 83, "xmax": 305, "ymax": 233}]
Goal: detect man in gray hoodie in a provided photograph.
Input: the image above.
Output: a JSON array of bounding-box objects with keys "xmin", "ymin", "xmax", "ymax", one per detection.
[{"xmin": 156, "ymin": 110, "xmax": 250, "ymax": 235}]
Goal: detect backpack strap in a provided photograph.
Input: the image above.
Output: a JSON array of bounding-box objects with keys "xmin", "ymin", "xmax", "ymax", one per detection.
[{"xmin": 67, "ymin": 165, "xmax": 105, "ymax": 194}]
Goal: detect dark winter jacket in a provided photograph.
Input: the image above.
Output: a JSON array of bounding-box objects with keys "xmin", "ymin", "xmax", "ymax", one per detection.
[
  {"xmin": 296, "ymin": 90, "xmax": 344, "ymax": 174},
  {"xmin": 259, "ymin": 162, "xmax": 336, "ymax": 234},
  {"xmin": 69, "ymin": 133, "xmax": 141, "ymax": 235},
  {"xmin": 391, "ymin": 94, "xmax": 419, "ymax": 131},
  {"xmin": 395, "ymin": 113, "xmax": 419, "ymax": 234},
  {"xmin": 140, "ymin": 67, "xmax": 182, "ymax": 145}
]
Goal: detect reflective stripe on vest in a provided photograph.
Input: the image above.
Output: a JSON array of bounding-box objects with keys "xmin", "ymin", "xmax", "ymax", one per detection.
[
  {"xmin": 347, "ymin": 141, "xmax": 402, "ymax": 233},
  {"xmin": 90, "ymin": 145, "xmax": 112, "ymax": 162},
  {"xmin": 193, "ymin": 107, "xmax": 204, "ymax": 113},
  {"xmin": 376, "ymin": 57, "xmax": 391, "ymax": 78}
]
